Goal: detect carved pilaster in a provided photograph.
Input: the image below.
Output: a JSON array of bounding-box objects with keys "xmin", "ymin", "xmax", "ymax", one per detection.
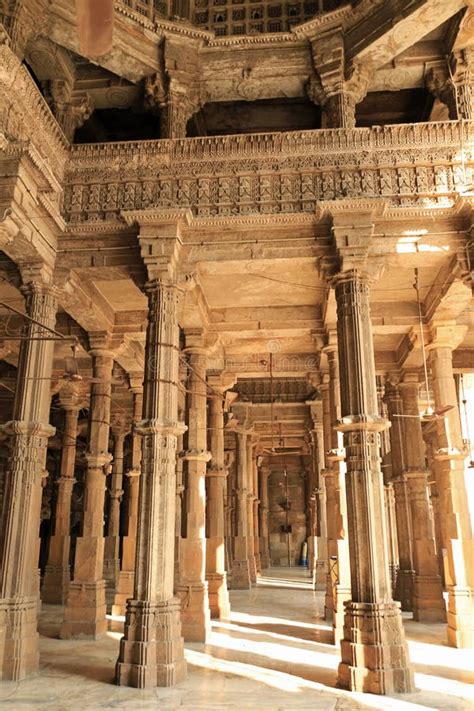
[
  {"xmin": 113, "ymin": 384, "xmax": 143, "ymax": 617},
  {"xmin": 176, "ymin": 330, "xmax": 212, "ymax": 642},
  {"xmin": 334, "ymin": 269, "xmax": 414, "ymax": 694},
  {"xmin": 104, "ymin": 422, "xmax": 127, "ymax": 597},
  {"xmin": 258, "ymin": 466, "xmax": 271, "ymax": 570},
  {"xmin": 399, "ymin": 372, "xmax": 446, "ymax": 623},
  {"xmin": 42, "ymin": 385, "xmax": 82, "ymax": 604},
  {"xmin": 231, "ymin": 430, "xmax": 252, "ymax": 589},
  {"xmin": 0, "ymin": 281, "xmax": 58, "ymax": 681},
  {"xmin": 60, "ymin": 344, "xmax": 115, "ymax": 639},
  {"xmin": 116, "ymin": 276, "xmax": 186, "ymax": 688},
  {"xmin": 205, "ymin": 373, "xmax": 232, "ymax": 620},
  {"xmin": 42, "ymin": 79, "xmax": 94, "ymax": 141}
]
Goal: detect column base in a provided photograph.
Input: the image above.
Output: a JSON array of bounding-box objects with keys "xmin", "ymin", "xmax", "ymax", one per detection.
[
  {"xmin": 60, "ymin": 580, "xmax": 107, "ymax": 639},
  {"xmin": 206, "ymin": 572, "xmax": 231, "ymax": 619},
  {"xmin": 338, "ymin": 601, "xmax": 414, "ymax": 695},
  {"xmin": 116, "ymin": 597, "xmax": 187, "ymax": 688},
  {"xmin": 394, "ymin": 568, "xmax": 415, "ymax": 612},
  {"xmin": 176, "ymin": 582, "xmax": 211, "ymax": 642},
  {"xmin": 112, "ymin": 571, "xmax": 135, "ymax": 617},
  {"xmin": 254, "ymin": 547, "xmax": 262, "ymax": 575},
  {"xmin": 413, "ymin": 575, "xmax": 446, "ymax": 622},
  {"xmin": 333, "ymin": 585, "xmax": 351, "ymax": 646},
  {"xmin": 231, "ymin": 559, "xmax": 251, "ymax": 589},
  {"xmin": 0, "ymin": 596, "xmax": 39, "ymax": 681},
  {"xmin": 42, "ymin": 564, "xmax": 70, "ymax": 604},
  {"xmin": 248, "ymin": 553, "xmax": 257, "ymax": 583},
  {"xmin": 447, "ymin": 585, "xmax": 474, "ymax": 648},
  {"xmin": 314, "ymin": 559, "xmax": 327, "ymax": 591}
]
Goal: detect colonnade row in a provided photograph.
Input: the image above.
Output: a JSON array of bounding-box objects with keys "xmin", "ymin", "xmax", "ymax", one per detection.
[{"xmin": 0, "ymin": 268, "xmax": 472, "ymax": 696}]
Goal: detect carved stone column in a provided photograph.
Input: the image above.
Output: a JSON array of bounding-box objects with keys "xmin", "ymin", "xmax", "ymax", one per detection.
[
  {"xmin": 258, "ymin": 466, "xmax": 271, "ymax": 570},
  {"xmin": 224, "ymin": 450, "xmax": 235, "ymax": 573},
  {"xmin": 231, "ymin": 431, "xmax": 251, "ymax": 589},
  {"xmin": 205, "ymin": 375, "xmax": 231, "ymax": 620},
  {"xmin": 335, "ymin": 269, "xmax": 413, "ymax": 694},
  {"xmin": 0, "ymin": 281, "xmax": 58, "ymax": 680},
  {"xmin": 384, "ymin": 379, "xmax": 415, "ymax": 611},
  {"xmin": 309, "ymin": 401, "xmax": 328, "ymax": 591},
  {"xmin": 176, "ymin": 330, "xmax": 211, "ymax": 642},
  {"xmin": 246, "ymin": 436, "xmax": 258, "ymax": 583},
  {"xmin": 399, "ymin": 372, "xmax": 446, "ymax": 622},
  {"xmin": 323, "ymin": 341, "xmax": 351, "ymax": 645},
  {"xmin": 429, "ymin": 323, "xmax": 473, "ymax": 648},
  {"xmin": 116, "ymin": 276, "xmax": 186, "ymax": 688},
  {"xmin": 104, "ymin": 423, "xmax": 126, "ymax": 596},
  {"xmin": 42, "ymin": 386, "xmax": 81, "ymax": 604},
  {"xmin": 384, "ymin": 483, "xmax": 399, "ymax": 594},
  {"xmin": 252, "ymin": 446, "xmax": 261, "ymax": 575},
  {"xmin": 320, "ymin": 374, "xmax": 333, "ymax": 618},
  {"xmin": 113, "ymin": 385, "xmax": 143, "ymax": 616},
  {"xmin": 60, "ymin": 344, "xmax": 114, "ymax": 639}
]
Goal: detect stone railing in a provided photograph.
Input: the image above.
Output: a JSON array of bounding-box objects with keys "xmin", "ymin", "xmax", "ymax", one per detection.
[
  {"xmin": 64, "ymin": 120, "xmax": 474, "ymax": 225},
  {"xmin": 117, "ymin": 0, "xmax": 167, "ymax": 20}
]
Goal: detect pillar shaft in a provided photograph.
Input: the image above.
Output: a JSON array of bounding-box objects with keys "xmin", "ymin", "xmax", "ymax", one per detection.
[
  {"xmin": 205, "ymin": 388, "xmax": 230, "ymax": 619},
  {"xmin": 429, "ymin": 327, "xmax": 474, "ymax": 648},
  {"xmin": 384, "ymin": 381, "xmax": 415, "ymax": 610},
  {"xmin": 0, "ymin": 282, "xmax": 57, "ymax": 680},
  {"xmin": 104, "ymin": 429, "xmax": 126, "ymax": 595},
  {"xmin": 42, "ymin": 403, "xmax": 80, "ymax": 604},
  {"xmin": 258, "ymin": 468, "xmax": 271, "ymax": 569},
  {"xmin": 116, "ymin": 278, "xmax": 186, "ymax": 688},
  {"xmin": 312, "ymin": 421, "xmax": 328, "ymax": 590},
  {"xmin": 61, "ymin": 348, "xmax": 114, "ymax": 639},
  {"xmin": 252, "ymin": 453, "xmax": 261, "ymax": 574},
  {"xmin": 231, "ymin": 431, "xmax": 251, "ymax": 589},
  {"xmin": 399, "ymin": 374, "xmax": 446, "ymax": 622},
  {"xmin": 176, "ymin": 343, "xmax": 211, "ymax": 642},
  {"xmin": 113, "ymin": 389, "xmax": 142, "ymax": 616},
  {"xmin": 335, "ymin": 270, "xmax": 413, "ymax": 694},
  {"xmin": 246, "ymin": 437, "xmax": 258, "ymax": 583},
  {"xmin": 325, "ymin": 346, "xmax": 351, "ymax": 644}
]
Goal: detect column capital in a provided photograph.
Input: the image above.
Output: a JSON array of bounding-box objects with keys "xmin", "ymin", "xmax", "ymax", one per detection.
[{"xmin": 428, "ymin": 322, "xmax": 468, "ymax": 351}]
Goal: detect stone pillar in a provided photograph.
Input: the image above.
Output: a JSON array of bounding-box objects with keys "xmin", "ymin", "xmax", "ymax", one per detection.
[
  {"xmin": 258, "ymin": 467, "xmax": 271, "ymax": 569},
  {"xmin": 104, "ymin": 424, "xmax": 126, "ymax": 597},
  {"xmin": 429, "ymin": 323, "xmax": 474, "ymax": 648},
  {"xmin": 384, "ymin": 483, "xmax": 399, "ymax": 594},
  {"xmin": 309, "ymin": 402, "xmax": 328, "ymax": 591},
  {"xmin": 205, "ymin": 377, "xmax": 231, "ymax": 620},
  {"xmin": 113, "ymin": 386, "xmax": 142, "ymax": 616},
  {"xmin": 116, "ymin": 276, "xmax": 186, "ymax": 688},
  {"xmin": 335, "ymin": 269, "xmax": 413, "ymax": 694},
  {"xmin": 0, "ymin": 281, "xmax": 57, "ymax": 680},
  {"xmin": 384, "ymin": 379, "xmax": 415, "ymax": 611},
  {"xmin": 399, "ymin": 372, "xmax": 446, "ymax": 622},
  {"xmin": 60, "ymin": 345, "xmax": 114, "ymax": 639},
  {"xmin": 324, "ymin": 342, "xmax": 351, "ymax": 645},
  {"xmin": 176, "ymin": 331, "xmax": 211, "ymax": 642},
  {"xmin": 224, "ymin": 451, "xmax": 235, "ymax": 574},
  {"xmin": 252, "ymin": 449, "xmax": 261, "ymax": 574},
  {"xmin": 246, "ymin": 436, "xmax": 258, "ymax": 583},
  {"xmin": 42, "ymin": 387, "xmax": 81, "ymax": 604},
  {"xmin": 320, "ymin": 375, "xmax": 334, "ymax": 619},
  {"xmin": 231, "ymin": 431, "xmax": 251, "ymax": 589}
]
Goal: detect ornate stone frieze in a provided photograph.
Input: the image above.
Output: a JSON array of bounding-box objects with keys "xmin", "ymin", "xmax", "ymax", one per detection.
[{"xmin": 63, "ymin": 121, "xmax": 474, "ymax": 225}]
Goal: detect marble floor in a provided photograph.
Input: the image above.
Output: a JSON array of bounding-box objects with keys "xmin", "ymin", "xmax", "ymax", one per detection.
[{"xmin": 1, "ymin": 567, "xmax": 473, "ymax": 710}]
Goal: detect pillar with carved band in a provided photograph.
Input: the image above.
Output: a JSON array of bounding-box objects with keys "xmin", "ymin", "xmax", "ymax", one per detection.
[
  {"xmin": 246, "ymin": 436, "xmax": 258, "ymax": 583},
  {"xmin": 60, "ymin": 345, "xmax": 114, "ymax": 639},
  {"xmin": 384, "ymin": 379, "xmax": 415, "ymax": 611},
  {"xmin": 383, "ymin": 482, "xmax": 399, "ymax": 594},
  {"xmin": 205, "ymin": 376, "xmax": 231, "ymax": 619},
  {"xmin": 399, "ymin": 371, "xmax": 446, "ymax": 622},
  {"xmin": 323, "ymin": 341, "xmax": 351, "ymax": 645},
  {"xmin": 112, "ymin": 386, "xmax": 142, "ymax": 616},
  {"xmin": 319, "ymin": 375, "xmax": 334, "ymax": 619},
  {"xmin": 176, "ymin": 331, "xmax": 211, "ymax": 642},
  {"xmin": 0, "ymin": 281, "xmax": 58, "ymax": 680},
  {"xmin": 231, "ymin": 431, "xmax": 252, "ymax": 589},
  {"xmin": 116, "ymin": 277, "xmax": 186, "ymax": 688},
  {"xmin": 309, "ymin": 400, "xmax": 328, "ymax": 591},
  {"xmin": 252, "ymin": 447, "xmax": 261, "ymax": 574},
  {"xmin": 224, "ymin": 451, "xmax": 235, "ymax": 574},
  {"xmin": 258, "ymin": 466, "xmax": 271, "ymax": 569},
  {"xmin": 104, "ymin": 423, "xmax": 126, "ymax": 600},
  {"xmin": 335, "ymin": 269, "xmax": 414, "ymax": 694},
  {"xmin": 42, "ymin": 386, "xmax": 81, "ymax": 604},
  {"xmin": 429, "ymin": 323, "xmax": 474, "ymax": 648}
]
